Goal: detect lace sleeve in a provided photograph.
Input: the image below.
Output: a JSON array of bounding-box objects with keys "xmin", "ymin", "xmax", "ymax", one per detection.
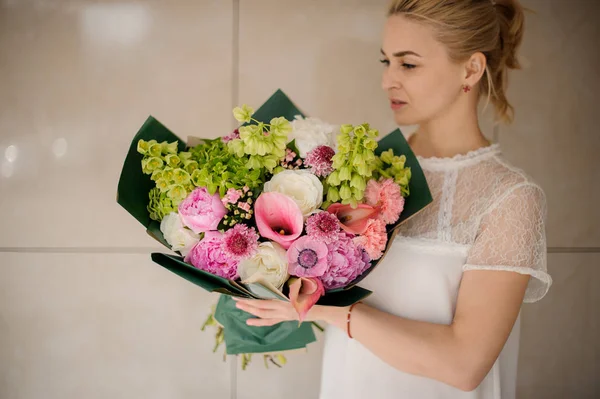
[{"xmin": 463, "ymin": 183, "xmax": 552, "ymax": 302}]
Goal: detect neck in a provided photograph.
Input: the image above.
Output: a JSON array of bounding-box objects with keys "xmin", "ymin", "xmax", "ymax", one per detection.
[{"xmin": 412, "ymin": 97, "xmax": 491, "ymax": 159}]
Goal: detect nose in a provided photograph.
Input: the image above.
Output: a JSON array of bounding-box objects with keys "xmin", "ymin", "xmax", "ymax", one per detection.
[{"xmin": 381, "ymin": 66, "xmax": 399, "ymax": 92}]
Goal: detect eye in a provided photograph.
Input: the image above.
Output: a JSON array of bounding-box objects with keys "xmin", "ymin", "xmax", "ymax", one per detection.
[
  {"xmin": 402, "ymin": 63, "xmax": 416, "ymax": 69},
  {"xmin": 379, "ymin": 59, "xmax": 390, "ymax": 67}
]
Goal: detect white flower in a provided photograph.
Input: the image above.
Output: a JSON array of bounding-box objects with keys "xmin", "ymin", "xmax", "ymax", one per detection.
[
  {"xmin": 287, "ymin": 115, "xmax": 338, "ymax": 158},
  {"xmin": 263, "ymin": 169, "xmax": 323, "ymax": 217},
  {"xmin": 160, "ymin": 212, "xmax": 201, "ymax": 257},
  {"xmin": 237, "ymin": 241, "xmax": 289, "ymax": 291}
]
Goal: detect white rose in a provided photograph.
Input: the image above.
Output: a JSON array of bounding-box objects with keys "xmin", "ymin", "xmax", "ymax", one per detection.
[
  {"xmin": 160, "ymin": 212, "xmax": 201, "ymax": 257},
  {"xmin": 287, "ymin": 115, "xmax": 338, "ymax": 158},
  {"xmin": 237, "ymin": 241, "xmax": 289, "ymax": 291},
  {"xmin": 263, "ymin": 169, "xmax": 323, "ymax": 217}
]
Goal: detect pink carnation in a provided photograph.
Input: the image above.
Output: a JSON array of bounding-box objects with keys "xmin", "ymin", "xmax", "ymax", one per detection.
[
  {"xmin": 222, "ymin": 224, "xmax": 259, "ymax": 260},
  {"xmin": 185, "ymin": 231, "xmax": 238, "ymax": 279},
  {"xmin": 305, "ymin": 145, "xmax": 335, "ymax": 177},
  {"xmin": 353, "ymin": 219, "xmax": 387, "ymax": 260},
  {"xmin": 320, "ymin": 232, "xmax": 370, "ymax": 290},
  {"xmin": 364, "ymin": 178, "xmax": 404, "ymax": 224}
]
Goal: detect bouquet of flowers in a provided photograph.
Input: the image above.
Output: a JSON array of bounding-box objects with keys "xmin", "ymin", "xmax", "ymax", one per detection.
[{"xmin": 117, "ymin": 90, "xmax": 432, "ymax": 369}]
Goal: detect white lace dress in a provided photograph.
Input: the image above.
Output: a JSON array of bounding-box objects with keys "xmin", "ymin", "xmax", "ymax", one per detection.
[{"xmin": 318, "ymin": 141, "xmax": 552, "ymax": 399}]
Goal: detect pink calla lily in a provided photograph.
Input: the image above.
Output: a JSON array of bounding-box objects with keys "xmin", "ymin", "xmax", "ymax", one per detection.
[
  {"xmin": 254, "ymin": 192, "xmax": 304, "ymax": 249},
  {"xmin": 327, "ymin": 203, "xmax": 380, "ymax": 235},
  {"xmin": 288, "ymin": 277, "xmax": 325, "ymax": 323}
]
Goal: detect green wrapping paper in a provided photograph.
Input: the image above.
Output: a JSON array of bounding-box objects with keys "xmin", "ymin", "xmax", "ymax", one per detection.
[
  {"xmin": 214, "ymin": 295, "xmax": 316, "ymax": 355},
  {"xmin": 116, "ymin": 89, "xmax": 433, "ymax": 355}
]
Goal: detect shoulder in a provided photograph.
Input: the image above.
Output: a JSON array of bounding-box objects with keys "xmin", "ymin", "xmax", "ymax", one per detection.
[{"xmin": 480, "ymin": 155, "xmax": 547, "ymax": 219}]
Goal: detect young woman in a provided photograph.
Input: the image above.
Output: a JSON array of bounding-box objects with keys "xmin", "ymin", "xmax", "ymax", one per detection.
[{"xmin": 234, "ymin": 0, "xmax": 552, "ymax": 397}]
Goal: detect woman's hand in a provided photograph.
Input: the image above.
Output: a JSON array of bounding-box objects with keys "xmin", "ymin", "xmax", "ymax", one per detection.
[
  {"xmin": 233, "ymin": 298, "xmax": 306, "ymax": 326},
  {"xmin": 233, "ymin": 298, "xmax": 341, "ymax": 327}
]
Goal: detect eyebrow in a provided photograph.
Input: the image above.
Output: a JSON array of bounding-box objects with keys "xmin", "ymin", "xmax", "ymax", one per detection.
[{"xmin": 380, "ymin": 49, "xmax": 422, "ymax": 58}]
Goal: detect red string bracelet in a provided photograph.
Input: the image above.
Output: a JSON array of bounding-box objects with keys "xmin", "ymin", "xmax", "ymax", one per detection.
[{"xmin": 346, "ymin": 302, "xmax": 361, "ymax": 339}]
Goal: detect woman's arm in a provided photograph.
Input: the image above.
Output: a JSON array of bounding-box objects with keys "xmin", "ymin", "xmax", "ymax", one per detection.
[{"xmin": 236, "ymin": 270, "xmax": 529, "ymax": 391}]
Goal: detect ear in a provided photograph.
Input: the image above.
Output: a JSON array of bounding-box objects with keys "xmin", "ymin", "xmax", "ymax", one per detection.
[{"xmin": 463, "ymin": 52, "xmax": 487, "ymax": 87}]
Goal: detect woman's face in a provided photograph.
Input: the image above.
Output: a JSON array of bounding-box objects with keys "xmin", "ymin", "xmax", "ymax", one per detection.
[{"xmin": 381, "ymin": 14, "xmax": 465, "ymax": 126}]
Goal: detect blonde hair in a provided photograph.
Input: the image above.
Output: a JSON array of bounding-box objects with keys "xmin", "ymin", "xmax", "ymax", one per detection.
[{"xmin": 387, "ymin": 0, "xmax": 525, "ymax": 124}]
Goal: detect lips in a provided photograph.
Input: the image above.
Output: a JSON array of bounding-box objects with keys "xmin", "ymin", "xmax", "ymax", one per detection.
[{"xmin": 390, "ymin": 99, "xmax": 406, "ymax": 110}]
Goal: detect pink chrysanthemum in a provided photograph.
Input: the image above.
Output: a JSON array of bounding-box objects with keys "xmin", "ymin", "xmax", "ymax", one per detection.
[
  {"xmin": 353, "ymin": 218, "xmax": 387, "ymax": 260},
  {"xmin": 364, "ymin": 178, "xmax": 405, "ymax": 224},
  {"xmin": 222, "ymin": 129, "xmax": 240, "ymax": 143},
  {"xmin": 222, "ymin": 224, "xmax": 259, "ymax": 260},
  {"xmin": 305, "ymin": 211, "xmax": 341, "ymax": 244},
  {"xmin": 305, "ymin": 145, "xmax": 335, "ymax": 177},
  {"xmin": 319, "ymin": 232, "xmax": 370, "ymax": 290}
]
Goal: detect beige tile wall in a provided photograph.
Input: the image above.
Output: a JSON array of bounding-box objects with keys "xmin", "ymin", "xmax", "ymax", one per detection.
[
  {"xmin": 500, "ymin": 0, "xmax": 600, "ymax": 248},
  {"xmin": 237, "ymin": 0, "xmax": 395, "ymax": 132},
  {"xmin": 501, "ymin": 1, "xmax": 600, "ymax": 397},
  {"xmin": 518, "ymin": 254, "xmax": 600, "ymax": 399},
  {"xmin": 0, "ymin": 253, "xmax": 230, "ymax": 398},
  {"xmin": 0, "ymin": 1, "xmax": 236, "ymax": 397},
  {"xmin": 0, "ymin": 0, "xmax": 234, "ymax": 248}
]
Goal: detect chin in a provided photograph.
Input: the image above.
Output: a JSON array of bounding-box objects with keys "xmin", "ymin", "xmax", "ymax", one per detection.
[{"xmin": 393, "ymin": 110, "xmax": 421, "ymax": 126}]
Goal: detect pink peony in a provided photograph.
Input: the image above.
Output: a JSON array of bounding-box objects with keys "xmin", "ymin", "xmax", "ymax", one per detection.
[
  {"xmin": 179, "ymin": 187, "xmax": 228, "ymax": 234},
  {"xmin": 185, "ymin": 231, "xmax": 238, "ymax": 279},
  {"xmin": 222, "ymin": 224, "xmax": 259, "ymax": 261},
  {"xmin": 305, "ymin": 211, "xmax": 341, "ymax": 244},
  {"xmin": 320, "ymin": 232, "xmax": 371, "ymax": 290},
  {"xmin": 364, "ymin": 178, "xmax": 405, "ymax": 224},
  {"xmin": 353, "ymin": 218, "xmax": 387, "ymax": 260},
  {"xmin": 287, "ymin": 236, "xmax": 329, "ymax": 278},
  {"xmin": 304, "ymin": 145, "xmax": 335, "ymax": 177}
]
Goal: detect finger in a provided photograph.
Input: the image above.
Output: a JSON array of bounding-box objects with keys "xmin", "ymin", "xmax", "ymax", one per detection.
[
  {"xmin": 246, "ymin": 318, "xmax": 284, "ymax": 327},
  {"xmin": 235, "ymin": 302, "xmax": 281, "ymax": 319},
  {"xmin": 236, "ymin": 299, "xmax": 285, "ymax": 310}
]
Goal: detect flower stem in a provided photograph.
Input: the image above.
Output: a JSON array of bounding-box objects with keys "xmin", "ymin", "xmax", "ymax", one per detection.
[{"xmin": 311, "ymin": 321, "xmax": 325, "ymax": 332}]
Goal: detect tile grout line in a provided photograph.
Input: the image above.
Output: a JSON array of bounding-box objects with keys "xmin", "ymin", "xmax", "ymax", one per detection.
[
  {"xmin": 547, "ymin": 248, "xmax": 600, "ymax": 253},
  {"xmin": 0, "ymin": 247, "xmax": 161, "ymax": 254},
  {"xmin": 0, "ymin": 247, "xmax": 598, "ymax": 254},
  {"xmin": 230, "ymin": 1, "xmax": 240, "ymax": 399}
]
